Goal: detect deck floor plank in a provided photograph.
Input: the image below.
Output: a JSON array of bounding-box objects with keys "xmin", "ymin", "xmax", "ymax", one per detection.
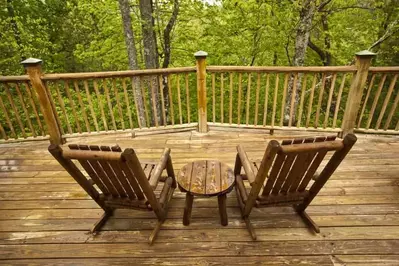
[{"xmin": 0, "ymin": 129, "xmax": 398, "ymax": 264}]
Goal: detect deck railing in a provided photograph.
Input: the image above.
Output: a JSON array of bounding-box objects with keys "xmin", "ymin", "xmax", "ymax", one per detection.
[{"xmin": 0, "ymin": 50, "xmax": 398, "ymax": 144}]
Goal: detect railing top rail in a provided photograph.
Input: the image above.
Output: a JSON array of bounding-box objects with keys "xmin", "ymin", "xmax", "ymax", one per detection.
[
  {"xmin": 207, "ymin": 65, "xmax": 357, "ymax": 73},
  {"xmin": 0, "ymin": 75, "xmax": 30, "ymax": 82},
  {"xmin": 40, "ymin": 66, "xmax": 196, "ymax": 80},
  {"xmin": 369, "ymin": 66, "xmax": 399, "ymax": 73}
]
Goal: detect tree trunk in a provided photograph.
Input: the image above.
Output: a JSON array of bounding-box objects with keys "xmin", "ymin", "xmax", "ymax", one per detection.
[
  {"xmin": 6, "ymin": 0, "xmax": 25, "ymax": 62},
  {"xmin": 161, "ymin": 0, "xmax": 179, "ymax": 123},
  {"xmin": 118, "ymin": 0, "xmax": 147, "ymax": 127},
  {"xmin": 284, "ymin": 0, "xmax": 316, "ymax": 125},
  {"xmin": 139, "ymin": 0, "xmax": 161, "ymax": 126}
]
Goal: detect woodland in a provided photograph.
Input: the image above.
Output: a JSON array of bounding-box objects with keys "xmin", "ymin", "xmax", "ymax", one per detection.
[
  {"xmin": 0, "ymin": 0, "xmax": 398, "ymax": 135},
  {"xmin": 1, "ymin": 0, "xmax": 398, "ymax": 75}
]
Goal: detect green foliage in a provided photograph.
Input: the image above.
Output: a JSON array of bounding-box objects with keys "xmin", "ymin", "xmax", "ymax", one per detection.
[{"xmin": 0, "ymin": 0, "xmax": 398, "ymax": 139}]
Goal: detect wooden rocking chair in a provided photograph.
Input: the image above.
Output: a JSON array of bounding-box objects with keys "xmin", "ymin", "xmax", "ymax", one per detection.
[
  {"xmin": 234, "ymin": 134, "xmax": 357, "ymax": 240},
  {"xmin": 48, "ymin": 144, "xmax": 176, "ymax": 245}
]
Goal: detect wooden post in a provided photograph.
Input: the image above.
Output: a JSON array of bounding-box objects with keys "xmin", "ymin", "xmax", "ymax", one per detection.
[
  {"xmin": 22, "ymin": 58, "xmax": 64, "ymax": 144},
  {"xmin": 340, "ymin": 50, "xmax": 375, "ymax": 137},
  {"xmin": 195, "ymin": 51, "xmax": 208, "ymax": 133}
]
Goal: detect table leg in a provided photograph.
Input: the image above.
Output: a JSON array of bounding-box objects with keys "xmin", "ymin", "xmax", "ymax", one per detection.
[
  {"xmin": 218, "ymin": 194, "xmax": 228, "ymax": 226},
  {"xmin": 183, "ymin": 193, "xmax": 194, "ymax": 226}
]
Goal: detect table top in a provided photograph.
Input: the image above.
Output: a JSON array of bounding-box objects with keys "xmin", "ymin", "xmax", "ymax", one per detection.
[{"xmin": 177, "ymin": 160, "xmax": 235, "ymax": 196}]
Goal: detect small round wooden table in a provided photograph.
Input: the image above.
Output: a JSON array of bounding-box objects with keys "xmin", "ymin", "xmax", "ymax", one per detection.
[{"xmin": 177, "ymin": 160, "xmax": 235, "ymax": 226}]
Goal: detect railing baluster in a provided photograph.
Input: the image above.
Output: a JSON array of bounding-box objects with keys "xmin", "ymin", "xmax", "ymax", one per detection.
[
  {"xmin": 103, "ymin": 79, "xmax": 117, "ymax": 131},
  {"xmin": 333, "ymin": 74, "xmax": 346, "ymax": 128},
  {"xmin": 212, "ymin": 73, "xmax": 216, "ymax": 123},
  {"xmin": 94, "ymin": 79, "xmax": 108, "ymax": 131},
  {"xmin": 254, "ymin": 73, "xmax": 260, "ymax": 126},
  {"xmin": 167, "ymin": 75, "xmax": 174, "ymax": 125},
  {"xmin": 122, "ymin": 78, "xmax": 133, "ymax": 129},
  {"xmin": 237, "ymin": 73, "xmax": 242, "ymax": 125},
  {"xmin": 140, "ymin": 77, "xmax": 150, "ymax": 127},
  {"xmin": 0, "ymin": 122, "xmax": 6, "ymax": 140},
  {"xmin": 357, "ymin": 74, "xmax": 375, "ymax": 128},
  {"xmin": 24, "ymin": 81, "xmax": 45, "ymax": 136},
  {"xmin": 185, "ymin": 73, "xmax": 190, "ymax": 124},
  {"xmin": 55, "ymin": 81, "xmax": 72, "ymax": 134},
  {"xmin": 0, "ymin": 94, "xmax": 16, "ymax": 138},
  {"xmin": 271, "ymin": 74, "xmax": 279, "ymax": 128},
  {"xmin": 150, "ymin": 77, "xmax": 159, "ymax": 127},
  {"xmin": 15, "ymin": 82, "xmax": 35, "ymax": 137},
  {"xmin": 112, "ymin": 79, "xmax": 125, "ymax": 130},
  {"xmin": 366, "ymin": 74, "xmax": 387, "ymax": 129},
  {"xmin": 4, "ymin": 83, "xmax": 26, "ymax": 138},
  {"xmin": 375, "ymin": 74, "xmax": 398, "ymax": 129},
  {"xmin": 262, "ymin": 74, "xmax": 269, "ymax": 126},
  {"xmin": 280, "ymin": 74, "xmax": 288, "ymax": 126},
  {"xmin": 245, "ymin": 73, "xmax": 252, "ymax": 125},
  {"xmin": 315, "ymin": 73, "xmax": 326, "ymax": 128},
  {"xmin": 220, "ymin": 73, "xmax": 224, "ymax": 124},
  {"xmin": 305, "ymin": 74, "xmax": 317, "ymax": 128},
  {"xmin": 64, "ymin": 80, "xmax": 82, "ymax": 133},
  {"xmin": 159, "ymin": 76, "xmax": 166, "ymax": 126},
  {"xmin": 288, "ymin": 73, "xmax": 298, "ymax": 127},
  {"xmin": 44, "ymin": 82, "xmax": 64, "ymax": 135},
  {"xmin": 384, "ymin": 83, "xmax": 399, "ymax": 130},
  {"xmin": 297, "ymin": 74, "xmax": 307, "ymax": 128},
  {"xmin": 229, "ymin": 73, "xmax": 233, "ymax": 124},
  {"xmin": 324, "ymin": 73, "xmax": 337, "ymax": 128},
  {"xmin": 74, "ymin": 80, "xmax": 91, "ymax": 133},
  {"xmin": 84, "ymin": 80, "xmax": 99, "ymax": 132},
  {"xmin": 130, "ymin": 78, "xmax": 142, "ymax": 129},
  {"xmin": 176, "ymin": 75, "xmax": 182, "ymax": 125}
]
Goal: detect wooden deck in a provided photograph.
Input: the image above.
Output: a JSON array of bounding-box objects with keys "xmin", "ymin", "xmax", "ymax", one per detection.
[{"xmin": 0, "ymin": 129, "xmax": 399, "ymax": 265}]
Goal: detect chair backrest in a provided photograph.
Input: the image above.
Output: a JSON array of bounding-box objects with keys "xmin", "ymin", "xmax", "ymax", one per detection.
[
  {"xmin": 48, "ymin": 144, "xmax": 160, "ymax": 211},
  {"xmin": 254, "ymin": 134, "xmax": 357, "ymax": 204}
]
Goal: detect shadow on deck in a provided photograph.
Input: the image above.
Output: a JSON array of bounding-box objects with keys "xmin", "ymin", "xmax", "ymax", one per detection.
[{"xmin": 0, "ymin": 129, "xmax": 398, "ymax": 265}]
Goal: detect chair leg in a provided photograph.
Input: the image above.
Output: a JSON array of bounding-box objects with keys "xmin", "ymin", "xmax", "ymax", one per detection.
[
  {"xmin": 183, "ymin": 193, "xmax": 194, "ymax": 226},
  {"xmin": 235, "ymin": 185, "xmax": 257, "ymax": 240},
  {"xmin": 218, "ymin": 193, "xmax": 228, "ymax": 226},
  {"xmin": 149, "ymin": 219, "xmax": 163, "ymax": 245},
  {"xmin": 149, "ymin": 187, "xmax": 175, "ymax": 245},
  {"xmin": 244, "ymin": 216, "xmax": 257, "ymax": 240},
  {"xmin": 90, "ymin": 210, "xmax": 113, "ymax": 235},
  {"xmin": 297, "ymin": 210, "xmax": 320, "ymax": 233}
]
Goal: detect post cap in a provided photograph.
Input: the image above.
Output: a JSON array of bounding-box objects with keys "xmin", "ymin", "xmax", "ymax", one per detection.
[
  {"xmin": 21, "ymin": 58, "xmax": 43, "ymax": 66},
  {"xmin": 355, "ymin": 50, "xmax": 376, "ymax": 57},
  {"xmin": 194, "ymin": 51, "xmax": 208, "ymax": 58}
]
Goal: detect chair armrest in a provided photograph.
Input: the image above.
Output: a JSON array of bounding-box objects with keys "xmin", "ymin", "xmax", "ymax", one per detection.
[
  {"xmin": 149, "ymin": 148, "xmax": 171, "ymax": 190},
  {"xmin": 237, "ymin": 145, "xmax": 256, "ymax": 185}
]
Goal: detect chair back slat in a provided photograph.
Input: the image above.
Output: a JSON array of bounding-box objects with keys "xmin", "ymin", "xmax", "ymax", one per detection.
[
  {"xmin": 280, "ymin": 138, "xmax": 315, "ymax": 194},
  {"xmin": 287, "ymin": 138, "xmax": 319, "ymax": 192},
  {"xmin": 79, "ymin": 145, "xmax": 119, "ymax": 197},
  {"xmin": 272, "ymin": 138, "xmax": 304, "ymax": 195},
  {"xmin": 262, "ymin": 153, "xmax": 285, "ymax": 196},
  {"xmin": 261, "ymin": 135, "xmax": 339, "ymax": 197},
  {"xmin": 119, "ymin": 160, "xmax": 146, "ymax": 200},
  {"xmin": 270, "ymin": 153, "xmax": 296, "ymax": 195},
  {"xmin": 97, "ymin": 146, "xmax": 128, "ymax": 198},
  {"xmin": 68, "ymin": 144, "xmax": 153, "ymax": 201},
  {"xmin": 121, "ymin": 148, "xmax": 163, "ymax": 218}
]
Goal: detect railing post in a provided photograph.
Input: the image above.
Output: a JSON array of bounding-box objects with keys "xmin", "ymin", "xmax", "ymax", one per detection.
[
  {"xmin": 340, "ymin": 50, "xmax": 375, "ymax": 137},
  {"xmin": 22, "ymin": 58, "xmax": 64, "ymax": 144},
  {"xmin": 195, "ymin": 51, "xmax": 208, "ymax": 133}
]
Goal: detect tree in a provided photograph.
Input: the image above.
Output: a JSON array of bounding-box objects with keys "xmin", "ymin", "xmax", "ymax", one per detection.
[
  {"xmin": 284, "ymin": 0, "xmax": 317, "ymax": 125},
  {"xmin": 139, "ymin": 0, "xmax": 162, "ymax": 125},
  {"xmin": 118, "ymin": 0, "xmax": 146, "ymax": 127}
]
